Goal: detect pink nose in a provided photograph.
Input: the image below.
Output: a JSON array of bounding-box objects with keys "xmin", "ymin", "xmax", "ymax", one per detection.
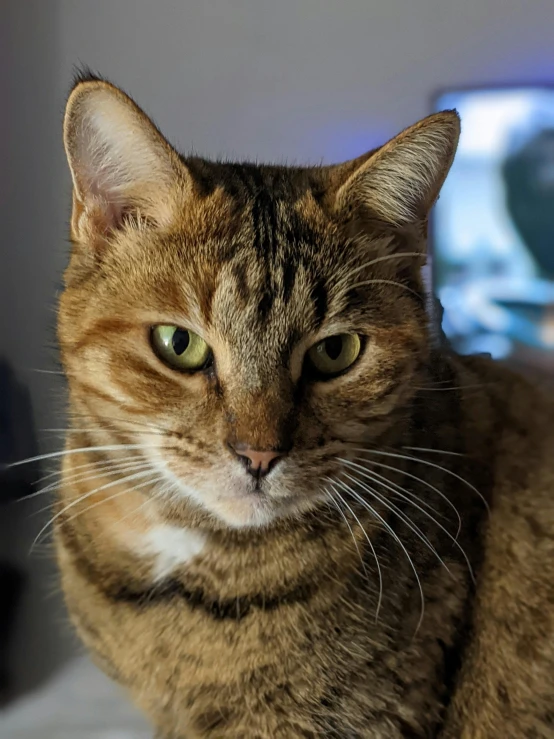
[{"xmin": 228, "ymin": 444, "xmax": 284, "ymax": 478}]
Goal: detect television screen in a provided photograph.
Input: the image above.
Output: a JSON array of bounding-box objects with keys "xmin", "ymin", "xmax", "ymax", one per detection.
[{"xmin": 432, "ymin": 87, "xmax": 554, "ymax": 370}]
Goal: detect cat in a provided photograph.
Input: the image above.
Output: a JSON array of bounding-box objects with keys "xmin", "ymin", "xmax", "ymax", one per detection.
[{"xmin": 55, "ymin": 72, "xmax": 554, "ymax": 738}]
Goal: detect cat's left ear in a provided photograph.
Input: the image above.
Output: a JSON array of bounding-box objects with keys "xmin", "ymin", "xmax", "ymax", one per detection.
[
  {"xmin": 63, "ymin": 75, "xmax": 188, "ymax": 247},
  {"xmin": 334, "ymin": 111, "xmax": 460, "ymax": 228}
]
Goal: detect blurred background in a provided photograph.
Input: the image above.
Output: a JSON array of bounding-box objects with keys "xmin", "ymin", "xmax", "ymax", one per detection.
[{"xmin": 1, "ymin": 1, "xmax": 553, "ymax": 736}]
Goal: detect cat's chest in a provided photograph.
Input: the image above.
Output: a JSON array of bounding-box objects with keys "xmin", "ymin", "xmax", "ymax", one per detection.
[
  {"xmin": 65, "ymin": 517, "xmax": 466, "ymax": 739},
  {"xmin": 133, "ymin": 524, "xmax": 207, "ymax": 581}
]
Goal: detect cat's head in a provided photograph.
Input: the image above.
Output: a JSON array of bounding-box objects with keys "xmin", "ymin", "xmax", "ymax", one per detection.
[{"xmin": 59, "ymin": 74, "xmax": 459, "ymax": 529}]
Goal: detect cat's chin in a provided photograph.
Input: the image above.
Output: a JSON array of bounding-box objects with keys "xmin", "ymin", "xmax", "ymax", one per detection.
[
  {"xmin": 210, "ymin": 494, "xmax": 283, "ymax": 529},
  {"xmin": 155, "ymin": 458, "xmax": 326, "ymax": 530},
  {"xmin": 191, "ymin": 488, "xmax": 311, "ymax": 530},
  {"xmin": 169, "ymin": 477, "xmax": 321, "ymax": 530}
]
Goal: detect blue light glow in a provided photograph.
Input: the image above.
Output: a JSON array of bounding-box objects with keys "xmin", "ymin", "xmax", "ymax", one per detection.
[{"xmin": 433, "ymin": 87, "xmax": 554, "ymax": 367}]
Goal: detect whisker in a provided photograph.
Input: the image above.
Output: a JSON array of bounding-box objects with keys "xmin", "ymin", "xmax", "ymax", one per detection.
[
  {"xmin": 325, "ymin": 490, "xmax": 368, "ymax": 578},
  {"xmin": 412, "ymin": 385, "xmax": 484, "ymax": 393},
  {"xmin": 347, "ymin": 279, "xmax": 422, "ymax": 299},
  {"xmin": 30, "ymin": 468, "xmax": 158, "ymax": 552},
  {"xmin": 113, "ymin": 478, "xmax": 178, "ymax": 528},
  {"xmin": 415, "ymin": 378, "xmax": 455, "ymax": 385},
  {"xmin": 340, "ymin": 461, "xmax": 474, "ymax": 583},
  {"xmin": 351, "ymin": 456, "xmax": 462, "ymax": 539},
  {"xmin": 341, "ymin": 471, "xmax": 450, "ymax": 576},
  {"xmin": 340, "ymin": 458, "xmax": 450, "ymax": 525},
  {"xmin": 80, "ymin": 478, "xmax": 183, "ymax": 549},
  {"xmin": 151, "ymin": 479, "xmax": 178, "ymax": 502},
  {"xmin": 29, "ymin": 461, "xmax": 153, "ymax": 507},
  {"xmin": 402, "ymin": 446, "xmax": 464, "ymax": 457},
  {"xmin": 68, "ymin": 413, "xmax": 173, "ymax": 435},
  {"xmin": 31, "ymin": 463, "xmax": 155, "ymax": 518},
  {"xmin": 66, "ymin": 425, "xmax": 165, "ymax": 441},
  {"xmin": 326, "ymin": 482, "xmax": 383, "ymax": 621},
  {"xmin": 59, "ymin": 473, "xmax": 165, "ymax": 531},
  {"xmin": 40, "ymin": 427, "xmax": 165, "ymax": 438},
  {"xmin": 353, "ymin": 448, "xmax": 489, "ymax": 512},
  {"xmin": 334, "ymin": 478, "xmax": 425, "ymax": 635},
  {"xmin": 7, "ymin": 444, "xmax": 148, "ymax": 470},
  {"xmin": 334, "ymin": 252, "xmax": 421, "ymax": 290},
  {"xmin": 33, "ymin": 454, "xmax": 150, "ymax": 486},
  {"xmin": 28, "ymin": 368, "xmax": 65, "ymax": 376},
  {"xmin": 412, "ymin": 378, "xmax": 457, "ymax": 386}
]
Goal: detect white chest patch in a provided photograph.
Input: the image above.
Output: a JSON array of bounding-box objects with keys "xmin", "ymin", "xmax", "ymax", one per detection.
[{"xmin": 141, "ymin": 525, "xmax": 207, "ymax": 581}]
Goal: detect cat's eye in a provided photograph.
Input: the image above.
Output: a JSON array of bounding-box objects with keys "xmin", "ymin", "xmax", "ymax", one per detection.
[
  {"xmin": 306, "ymin": 334, "xmax": 362, "ymax": 378},
  {"xmin": 151, "ymin": 325, "xmax": 212, "ymax": 371}
]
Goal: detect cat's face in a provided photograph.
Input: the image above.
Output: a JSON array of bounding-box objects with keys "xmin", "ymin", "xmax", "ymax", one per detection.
[{"xmin": 59, "ymin": 76, "xmax": 459, "ymax": 529}]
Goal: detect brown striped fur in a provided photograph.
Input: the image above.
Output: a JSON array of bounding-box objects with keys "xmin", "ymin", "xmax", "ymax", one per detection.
[{"xmin": 55, "ymin": 74, "xmax": 554, "ymax": 737}]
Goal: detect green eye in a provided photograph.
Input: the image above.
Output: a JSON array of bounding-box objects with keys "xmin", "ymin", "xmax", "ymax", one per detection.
[
  {"xmin": 151, "ymin": 325, "xmax": 212, "ymax": 371},
  {"xmin": 307, "ymin": 334, "xmax": 361, "ymax": 378}
]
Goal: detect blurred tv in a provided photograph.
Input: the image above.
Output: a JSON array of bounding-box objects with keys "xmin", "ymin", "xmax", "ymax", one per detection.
[{"xmin": 432, "ymin": 86, "xmax": 554, "ymax": 371}]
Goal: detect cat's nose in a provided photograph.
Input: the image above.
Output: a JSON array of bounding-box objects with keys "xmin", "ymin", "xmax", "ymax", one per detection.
[{"xmin": 228, "ymin": 443, "xmax": 285, "ymax": 478}]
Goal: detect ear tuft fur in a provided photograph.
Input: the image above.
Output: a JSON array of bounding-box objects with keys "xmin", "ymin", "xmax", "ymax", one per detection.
[
  {"xmin": 336, "ymin": 111, "xmax": 460, "ymax": 226},
  {"xmin": 63, "ymin": 77, "xmax": 187, "ymax": 246}
]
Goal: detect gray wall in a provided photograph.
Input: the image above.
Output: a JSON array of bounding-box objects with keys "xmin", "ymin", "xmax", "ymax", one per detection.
[
  {"xmin": 8, "ymin": 0, "xmax": 554, "ymax": 423},
  {"xmin": 60, "ymin": 0, "xmax": 554, "ymax": 162},
  {"xmin": 3, "ymin": 0, "xmax": 554, "ymax": 692}
]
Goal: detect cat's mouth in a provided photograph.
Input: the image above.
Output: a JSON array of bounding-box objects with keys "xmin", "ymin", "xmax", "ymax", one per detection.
[
  {"xmin": 155, "ymin": 450, "xmax": 326, "ymax": 529},
  {"xmin": 207, "ymin": 486, "xmax": 285, "ymax": 528},
  {"xmin": 211, "ymin": 476, "xmax": 302, "ymax": 528},
  {"xmin": 180, "ymin": 472, "xmax": 315, "ymax": 528}
]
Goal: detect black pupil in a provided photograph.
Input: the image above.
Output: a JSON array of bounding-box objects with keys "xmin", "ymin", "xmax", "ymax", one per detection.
[
  {"xmin": 325, "ymin": 336, "xmax": 343, "ymax": 361},
  {"xmin": 172, "ymin": 329, "xmax": 190, "ymax": 356}
]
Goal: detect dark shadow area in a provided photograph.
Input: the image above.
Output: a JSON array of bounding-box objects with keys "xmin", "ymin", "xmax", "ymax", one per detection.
[
  {"xmin": 0, "ymin": 0, "xmax": 77, "ymax": 704},
  {"xmin": 0, "ymin": 360, "xmax": 39, "ymax": 704}
]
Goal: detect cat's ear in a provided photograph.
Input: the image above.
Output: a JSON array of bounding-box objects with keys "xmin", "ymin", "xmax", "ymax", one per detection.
[
  {"xmin": 335, "ymin": 111, "xmax": 460, "ymax": 227},
  {"xmin": 63, "ymin": 75, "xmax": 188, "ymax": 247}
]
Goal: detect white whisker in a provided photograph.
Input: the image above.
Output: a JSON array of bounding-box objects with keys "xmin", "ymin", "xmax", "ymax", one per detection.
[
  {"xmin": 334, "ymin": 478, "xmax": 425, "ymax": 635},
  {"xmin": 326, "ymin": 481, "xmax": 383, "ymax": 621},
  {"xmin": 68, "ymin": 413, "xmax": 173, "ymax": 434},
  {"xmin": 8, "ymin": 444, "xmax": 147, "ymax": 470},
  {"xmin": 351, "ymin": 456, "xmax": 462, "ymax": 539},
  {"xmin": 341, "ymin": 471, "xmax": 450, "ymax": 575},
  {"xmin": 354, "ymin": 448, "xmax": 489, "ymax": 512},
  {"xmin": 28, "ymin": 368, "xmax": 65, "ymax": 376},
  {"xmin": 29, "ymin": 461, "xmax": 153, "ymax": 506},
  {"xmin": 35, "ymin": 455, "xmax": 147, "ymax": 485},
  {"xmin": 347, "ymin": 279, "xmax": 421, "ymax": 299},
  {"xmin": 403, "ymin": 446, "xmax": 464, "ymax": 457},
  {"xmin": 60, "ymin": 473, "xmax": 164, "ymax": 530},
  {"xmin": 340, "ymin": 460, "xmax": 474, "ymax": 583},
  {"xmin": 334, "ymin": 251, "xmax": 421, "ymax": 290},
  {"xmin": 342, "ymin": 458, "xmax": 447, "ymax": 521},
  {"xmin": 325, "ymin": 489, "xmax": 371, "ymax": 583},
  {"xmin": 30, "ymin": 467, "xmax": 157, "ymax": 552},
  {"xmin": 412, "ymin": 385, "xmax": 485, "ymax": 393},
  {"xmin": 41, "ymin": 427, "xmax": 165, "ymax": 437}
]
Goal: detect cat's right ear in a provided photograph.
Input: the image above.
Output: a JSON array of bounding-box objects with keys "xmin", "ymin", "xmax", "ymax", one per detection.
[
  {"xmin": 63, "ymin": 75, "xmax": 188, "ymax": 248},
  {"xmin": 333, "ymin": 111, "xmax": 460, "ymax": 229}
]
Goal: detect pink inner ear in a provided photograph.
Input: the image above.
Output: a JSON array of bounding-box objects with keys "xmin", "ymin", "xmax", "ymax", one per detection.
[
  {"xmin": 66, "ymin": 91, "xmax": 182, "ymax": 244},
  {"xmin": 86, "ymin": 195, "xmax": 126, "ymax": 238},
  {"xmin": 72, "ymin": 189, "xmax": 128, "ymax": 247},
  {"xmin": 83, "ymin": 155, "xmax": 127, "ymax": 231}
]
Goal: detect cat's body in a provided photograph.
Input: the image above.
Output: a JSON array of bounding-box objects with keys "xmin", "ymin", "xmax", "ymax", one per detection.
[{"xmin": 55, "ymin": 74, "xmax": 554, "ymax": 737}]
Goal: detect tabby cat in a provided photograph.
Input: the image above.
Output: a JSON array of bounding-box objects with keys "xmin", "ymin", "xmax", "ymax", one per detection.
[{"xmin": 55, "ymin": 73, "xmax": 554, "ymax": 738}]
